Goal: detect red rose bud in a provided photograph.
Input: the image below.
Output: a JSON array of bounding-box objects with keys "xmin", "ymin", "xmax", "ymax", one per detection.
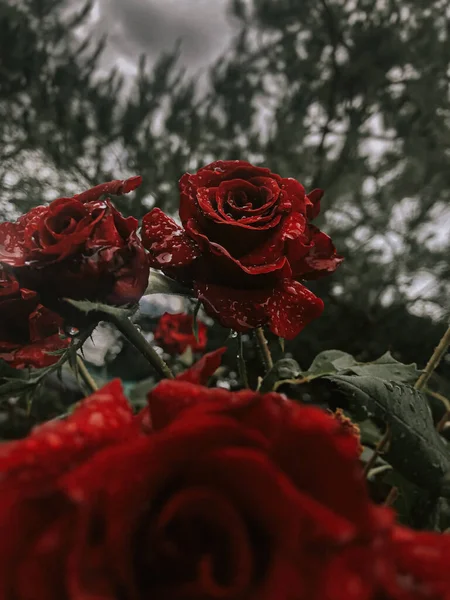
[
  {"xmin": 0, "ymin": 266, "xmax": 69, "ymax": 368},
  {"xmin": 142, "ymin": 160, "xmax": 342, "ymax": 339},
  {"xmin": 154, "ymin": 312, "xmax": 207, "ymax": 355},
  {"xmin": 0, "ymin": 177, "xmax": 149, "ymax": 308}
]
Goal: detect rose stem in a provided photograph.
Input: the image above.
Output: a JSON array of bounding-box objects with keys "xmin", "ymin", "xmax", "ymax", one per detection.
[
  {"xmin": 384, "ymin": 486, "xmax": 399, "ymax": 507},
  {"xmin": 237, "ymin": 333, "xmax": 250, "ymax": 388},
  {"xmin": 363, "ymin": 424, "xmax": 391, "ymax": 477},
  {"xmin": 254, "ymin": 327, "xmax": 274, "ymax": 373},
  {"xmin": 76, "ymin": 354, "xmax": 98, "ymax": 393},
  {"xmin": 437, "ymin": 409, "xmax": 450, "ymax": 433},
  {"xmin": 109, "ymin": 314, "xmax": 174, "ymax": 379},
  {"xmin": 414, "ymin": 323, "xmax": 450, "ymax": 391}
]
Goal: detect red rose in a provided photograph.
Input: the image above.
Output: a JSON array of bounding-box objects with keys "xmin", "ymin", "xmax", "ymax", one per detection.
[
  {"xmin": 0, "ymin": 350, "xmax": 419, "ymax": 600},
  {"xmin": 0, "ymin": 265, "xmax": 69, "ymax": 368},
  {"xmin": 142, "ymin": 161, "xmax": 342, "ymax": 339},
  {"xmin": 0, "ymin": 177, "xmax": 149, "ymax": 308},
  {"xmin": 154, "ymin": 312, "xmax": 207, "ymax": 355}
]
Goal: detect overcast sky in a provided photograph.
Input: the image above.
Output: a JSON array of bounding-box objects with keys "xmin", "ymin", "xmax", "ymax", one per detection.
[{"xmin": 92, "ymin": 0, "xmax": 237, "ymax": 77}]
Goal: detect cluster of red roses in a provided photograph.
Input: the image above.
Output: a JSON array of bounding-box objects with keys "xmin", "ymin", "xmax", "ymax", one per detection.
[
  {"xmin": 3, "ymin": 160, "xmax": 449, "ymax": 599},
  {"xmin": 1, "ymin": 349, "xmax": 449, "ymax": 599},
  {"xmin": 0, "ymin": 160, "xmax": 341, "ymax": 368}
]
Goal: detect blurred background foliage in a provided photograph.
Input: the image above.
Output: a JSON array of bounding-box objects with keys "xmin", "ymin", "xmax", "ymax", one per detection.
[{"xmin": 0, "ymin": 0, "xmax": 449, "ymax": 381}]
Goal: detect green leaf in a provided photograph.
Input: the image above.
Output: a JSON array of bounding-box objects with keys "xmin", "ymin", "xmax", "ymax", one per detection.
[
  {"xmin": 145, "ymin": 272, "xmax": 193, "ymax": 297},
  {"xmin": 306, "ymin": 350, "xmax": 357, "ymax": 376},
  {"xmin": 178, "ymin": 346, "xmax": 194, "ymax": 367},
  {"xmin": 325, "ymin": 374, "xmax": 450, "ymax": 495},
  {"xmin": 259, "ymin": 358, "xmax": 302, "ymax": 393},
  {"xmin": 128, "ymin": 376, "xmax": 157, "ymax": 409},
  {"xmin": 0, "ymin": 378, "xmax": 35, "ymax": 399},
  {"xmin": 344, "ymin": 351, "xmax": 420, "ymax": 384}
]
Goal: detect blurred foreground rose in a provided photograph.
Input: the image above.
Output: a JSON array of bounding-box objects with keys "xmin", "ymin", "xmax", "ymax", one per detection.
[
  {"xmin": 0, "ymin": 351, "xmax": 448, "ymax": 599},
  {"xmin": 154, "ymin": 312, "xmax": 207, "ymax": 355},
  {"xmin": 0, "ymin": 177, "xmax": 149, "ymax": 309},
  {"xmin": 142, "ymin": 160, "xmax": 342, "ymax": 339},
  {"xmin": 0, "ymin": 265, "xmax": 69, "ymax": 368}
]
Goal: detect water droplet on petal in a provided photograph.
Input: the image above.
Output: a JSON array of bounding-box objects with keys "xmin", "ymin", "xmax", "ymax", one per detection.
[
  {"xmin": 157, "ymin": 252, "xmax": 173, "ymax": 264},
  {"xmin": 88, "ymin": 412, "xmax": 105, "ymax": 427}
]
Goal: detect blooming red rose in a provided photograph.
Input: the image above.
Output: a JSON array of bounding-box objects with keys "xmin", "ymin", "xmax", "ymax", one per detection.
[
  {"xmin": 0, "ymin": 265, "xmax": 69, "ymax": 368},
  {"xmin": 142, "ymin": 161, "xmax": 342, "ymax": 339},
  {"xmin": 154, "ymin": 312, "xmax": 207, "ymax": 355},
  {"xmin": 0, "ymin": 352, "xmax": 448, "ymax": 599},
  {"xmin": 0, "ymin": 177, "xmax": 149, "ymax": 308}
]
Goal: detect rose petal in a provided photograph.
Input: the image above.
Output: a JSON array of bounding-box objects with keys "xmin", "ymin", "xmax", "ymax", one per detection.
[
  {"xmin": 265, "ymin": 279, "xmax": 324, "ymax": 339},
  {"xmin": 148, "ymin": 381, "xmax": 238, "ymax": 431},
  {"xmin": 147, "ymin": 347, "xmax": 228, "ymax": 430},
  {"xmin": 24, "ymin": 200, "xmax": 104, "ymax": 263},
  {"xmin": 28, "ymin": 304, "xmax": 64, "ymax": 343},
  {"xmin": 0, "ymin": 380, "xmax": 134, "ymax": 489},
  {"xmin": 142, "ymin": 208, "xmax": 201, "ymax": 269},
  {"xmin": 72, "ymin": 176, "xmax": 142, "ymax": 203},
  {"xmin": 386, "ymin": 526, "xmax": 450, "ymax": 597},
  {"xmin": 186, "ymin": 219, "xmax": 288, "ymax": 276},
  {"xmin": 306, "ymin": 188, "xmax": 324, "ymax": 220},
  {"xmin": 195, "ymin": 282, "xmax": 269, "ymax": 331},
  {"xmin": 4, "ymin": 334, "xmax": 69, "ymax": 369},
  {"xmin": 278, "ymin": 177, "xmax": 307, "ymax": 213},
  {"xmin": 84, "ymin": 202, "xmax": 138, "ymax": 249},
  {"xmin": 0, "ymin": 489, "xmax": 74, "ymax": 600},
  {"xmin": 240, "ymin": 213, "xmax": 307, "ymax": 268},
  {"xmin": 0, "ymin": 221, "xmax": 26, "ymax": 266},
  {"xmin": 179, "ymin": 162, "xmax": 281, "ymax": 227},
  {"xmin": 186, "ymin": 161, "xmax": 276, "ymax": 191},
  {"xmin": 177, "ymin": 347, "xmax": 227, "ymax": 384},
  {"xmin": 289, "ymin": 225, "xmax": 343, "ymax": 280},
  {"xmin": 217, "ymin": 178, "xmax": 280, "ymax": 216}
]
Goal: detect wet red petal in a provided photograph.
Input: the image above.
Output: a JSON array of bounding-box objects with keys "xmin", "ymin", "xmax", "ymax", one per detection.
[
  {"xmin": 278, "ymin": 177, "xmax": 307, "ymax": 213},
  {"xmin": 265, "ymin": 279, "xmax": 324, "ymax": 339},
  {"xmin": 189, "ymin": 160, "xmax": 276, "ymax": 189},
  {"xmin": 290, "ymin": 225, "xmax": 343, "ymax": 280},
  {"xmin": 0, "ymin": 221, "xmax": 26, "ymax": 266},
  {"xmin": 194, "ymin": 283, "xmax": 269, "ymax": 331},
  {"xmin": 148, "ymin": 381, "xmax": 232, "ymax": 431},
  {"xmin": 4, "ymin": 333, "xmax": 69, "ymax": 369},
  {"xmin": 306, "ymin": 188, "xmax": 324, "ymax": 220},
  {"xmin": 216, "ymin": 178, "xmax": 280, "ymax": 217},
  {"xmin": 386, "ymin": 526, "xmax": 450, "ymax": 597},
  {"xmin": 28, "ymin": 304, "xmax": 64, "ymax": 343},
  {"xmin": 186, "ymin": 219, "xmax": 288, "ymax": 276},
  {"xmin": 177, "ymin": 347, "xmax": 227, "ymax": 384},
  {"xmin": 179, "ymin": 172, "xmax": 200, "ymax": 226},
  {"xmin": 142, "ymin": 208, "xmax": 201, "ymax": 269},
  {"xmin": 73, "ymin": 176, "xmax": 142, "ymax": 203},
  {"xmin": 240, "ymin": 213, "xmax": 307, "ymax": 268},
  {"xmin": 0, "ymin": 380, "xmax": 134, "ymax": 488}
]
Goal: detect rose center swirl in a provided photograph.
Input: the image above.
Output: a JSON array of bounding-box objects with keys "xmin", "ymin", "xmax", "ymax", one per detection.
[{"xmin": 138, "ymin": 487, "xmax": 257, "ymax": 597}]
